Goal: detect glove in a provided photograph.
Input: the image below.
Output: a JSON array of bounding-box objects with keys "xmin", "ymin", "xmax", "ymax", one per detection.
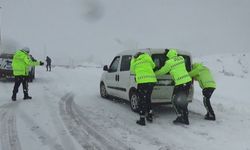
[{"xmin": 40, "ymin": 61, "xmax": 44, "ymax": 66}]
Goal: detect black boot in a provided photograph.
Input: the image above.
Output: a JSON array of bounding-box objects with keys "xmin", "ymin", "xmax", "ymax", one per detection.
[
  {"xmin": 146, "ymin": 114, "xmax": 153, "ymax": 123},
  {"xmin": 11, "ymin": 94, "xmax": 16, "ymax": 101},
  {"xmin": 136, "ymin": 117, "xmax": 146, "ymax": 126},
  {"xmin": 173, "ymin": 116, "xmax": 184, "ymax": 124},
  {"xmin": 23, "ymin": 95, "xmax": 32, "ymax": 100},
  {"xmin": 205, "ymin": 112, "xmax": 216, "ymax": 121},
  {"xmin": 146, "ymin": 111, "xmax": 153, "ymax": 123},
  {"xmin": 183, "ymin": 109, "xmax": 189, "ymax": 125},
  {"xmin": 173, "ymin": 116, "xmax": 189, "ymax": 125}
]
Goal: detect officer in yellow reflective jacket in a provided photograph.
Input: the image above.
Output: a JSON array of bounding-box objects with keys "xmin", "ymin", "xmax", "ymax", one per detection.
[
  {"xmin": 189, "ymin": 63, "xmax": 216, "ymax": 120},
  {"xmin": 155, "ymin": 49, "xmax": 192, "ymax": 125},
  {"xmin": 11, "ymin": 47, "xmax": 44, "ymax": 101},
  {"xmin": 130, "ymin": 52, "xmax": 157, "ymax": 126}
]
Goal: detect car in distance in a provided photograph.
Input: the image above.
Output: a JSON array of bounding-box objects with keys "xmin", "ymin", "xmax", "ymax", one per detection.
[
  {"xmin": 100, "ymin": 48, "xmax": 194, "ymax": 112},
  {"xmin": 0, "ymin": 53, "xmax": 35, "ymax": 82}
]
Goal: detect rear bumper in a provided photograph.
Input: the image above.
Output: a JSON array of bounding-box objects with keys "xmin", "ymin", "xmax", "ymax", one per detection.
[{"xmin": 152, "ymin": 97, "xmax": 193, "ymax": 104}]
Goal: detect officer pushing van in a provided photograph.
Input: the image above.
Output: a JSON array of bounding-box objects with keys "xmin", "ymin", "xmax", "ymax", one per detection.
[
  {"xmin": 155, "ymin": 49, "xmax": 192, "ymax": 125},
  {"xmin": 189, "ymin": 63, "xmax": 216, "ymax": 120},
  {"xmin": 130, "ymin": 52, "xmax": 157, "ymax": 126}
]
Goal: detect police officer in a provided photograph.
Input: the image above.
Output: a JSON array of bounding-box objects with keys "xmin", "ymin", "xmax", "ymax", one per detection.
[
  {"xmin": 189, "ymin": 63, "xmax": 216, "ymax": 120},
  {"xmin": 130, "ymin": 52, "xmax": 157, "ymax": 126},
  {"xmin": 155, "ymin": 49, "xmax": 192, "ymax": 125},
  {"xmin": 11, "ymin": 47, "xmax": 44, "ymax": 101}
]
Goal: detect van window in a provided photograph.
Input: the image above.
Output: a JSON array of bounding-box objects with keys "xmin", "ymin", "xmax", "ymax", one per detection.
[
  {"xmin": 151, "ymin": 54, "xmax": 191, "ymax": 71},
  {"xmin": 120, "ymin": 55, "xmax": 132, "ymax": 71},
  {"xmin": 180, "ymin": 55, "xmax": 191, "ymax": 71},
  {"xmin": 109, "ymin": 56, "xmax": 120, "ymax": 72},
  {"xmin": 151, "ymin": 54, "xmax": 166, "ymax": 70}
]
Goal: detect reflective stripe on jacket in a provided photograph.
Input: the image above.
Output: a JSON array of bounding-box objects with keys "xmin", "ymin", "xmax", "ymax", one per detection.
[
  {"xmin": 155, "ymin": 50, "xmax": 191, "ymax": 86},
  {"xmin": 189, "ymin": 63, "xmax": 216, "ymax": 89},
  {"xmin": 12, "ymin": 50, "xmax": 40, "ymax": 76},
  {"xmin": 130, "ymin": 53, "xmax": 157, "ymax": 84}
]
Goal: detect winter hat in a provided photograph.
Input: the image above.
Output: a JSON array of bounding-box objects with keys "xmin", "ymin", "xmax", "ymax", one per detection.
[
  {"xmin": 22, "ymin": 47, "xmax": 30, "ymax": 53},
  {"xmin": 134, "ymin": 52, "xmax": 143, "ymax": 58},
  {"xmin": 166, "ymin": 49, "xmax": 177, "ymax": 58}
]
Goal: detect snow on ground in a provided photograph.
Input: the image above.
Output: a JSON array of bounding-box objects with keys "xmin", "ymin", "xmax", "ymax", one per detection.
[{"xmin": 0, "ymin": 53, "xmax": 250, "ymax": 150}]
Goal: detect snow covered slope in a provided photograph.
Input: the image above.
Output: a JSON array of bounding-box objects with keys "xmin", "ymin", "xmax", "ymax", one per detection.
[
  {"xmin": 192, "ymin": 52, "xmax": 250, "ymax": 113},
  {"xmin": 0, "ymin": 52, "xmax": 250, "ymax": 150}
]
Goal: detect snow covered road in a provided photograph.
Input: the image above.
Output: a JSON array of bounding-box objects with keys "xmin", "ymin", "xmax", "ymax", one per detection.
[
  {"xmin": 0, "ymin": 53, "xmax": 250, "ymax": 150},
  {"xmin": 0, "ymin": 102, "xmax": 21, "ymax": 150},
  {"xmin": 59, "ymin": 92, "xmax": 134, "ymax": 150}
]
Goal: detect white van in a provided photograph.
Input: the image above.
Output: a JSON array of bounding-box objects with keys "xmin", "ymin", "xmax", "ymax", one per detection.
[{"xmin": 100, "ymin": 48, "xmax": 193, "ymax": 112}]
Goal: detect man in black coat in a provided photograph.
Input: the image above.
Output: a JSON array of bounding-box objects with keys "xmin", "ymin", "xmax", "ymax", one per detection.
[{"xmin": 46, "ymin": 56, "xmax": 52, "ymax": 71}]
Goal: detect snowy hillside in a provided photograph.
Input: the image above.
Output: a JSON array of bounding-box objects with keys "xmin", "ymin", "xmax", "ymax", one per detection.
[
  {"xmin": 0, "ymin": 53, "xmax": 250, "ymax": 150},
  {"xmin": 192, "ymin": 52, "xmax": 250, "ymax": 113}
]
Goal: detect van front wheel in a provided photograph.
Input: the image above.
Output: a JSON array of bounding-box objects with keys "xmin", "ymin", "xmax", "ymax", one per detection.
[
  {"xmin": 130, "ymin": 91, "xmax": 139, "ymax": 112},
  {"xmin": 100, "ymin": 83, "xmax": 108, "ymax": 98}
]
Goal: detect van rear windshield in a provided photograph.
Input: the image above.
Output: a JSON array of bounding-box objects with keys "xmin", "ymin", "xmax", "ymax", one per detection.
[{"xmin": 151, "ymin": 54, "xmax": 191, "ymax": 71}]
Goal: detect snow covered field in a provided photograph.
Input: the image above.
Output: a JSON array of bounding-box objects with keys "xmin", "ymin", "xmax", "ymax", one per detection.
[{"xmin": 0, "ymin": 53, "xmax": 249, "ymax": 150}]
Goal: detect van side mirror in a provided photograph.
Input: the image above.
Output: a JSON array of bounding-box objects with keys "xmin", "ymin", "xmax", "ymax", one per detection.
[{"xmin": 103, "ymin": 65, "xmax": 108, "ymax": 71}]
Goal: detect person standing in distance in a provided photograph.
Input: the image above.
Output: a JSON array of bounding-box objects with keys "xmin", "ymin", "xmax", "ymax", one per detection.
[
  {"xmin": 130, "ymin": 52, "xmax": 157, "ymax": 126},
  {"xmin": 46, "ymin": 56, "xmax": 52, "ymax": 71},
  {"xmin": 155, "ymin": 49, "xmax": 192, "ymax": 125},
  {"xmin": 11, "ymin": 47, "xmax": 44, "ymax": 101},
  {"xmin": 189, "ymin": 63, "xmax": 216, "ymax": 120}
]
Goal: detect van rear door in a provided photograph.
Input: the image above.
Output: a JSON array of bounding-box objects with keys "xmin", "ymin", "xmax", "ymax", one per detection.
[
  {"xmin": 151, "ymin": 53, "xmax": 193, "ymax": 103},
  {"xmin": 151, "ymin": 54, "xmax": 174, "ymax": 102}
]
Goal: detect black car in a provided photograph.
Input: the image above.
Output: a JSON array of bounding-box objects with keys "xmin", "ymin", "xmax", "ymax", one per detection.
[{"xmin": 0, "ymin": 53, "xmax": 35, "ymax": 82}]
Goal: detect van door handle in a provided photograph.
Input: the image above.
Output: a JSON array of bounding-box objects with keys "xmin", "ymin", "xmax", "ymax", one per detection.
[
  {"xmin": 115, "ymin": 75, "xmax": 118, "ymax": 81},
  {"xmin": 115, "ymin": 74, "xmax": 119, "ymax": 81},
  {"xmin": 117, "ymin": 75, "xmax": 119, "ymax": 81}
]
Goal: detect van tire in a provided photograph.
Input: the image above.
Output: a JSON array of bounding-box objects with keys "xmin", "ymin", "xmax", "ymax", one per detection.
[
  {"xmin": 100, "ymin": 82, "xmax": 108, "ymax": 98},
  {"xmin": 129, "ymin": 90, "xmax": 139, "ymax": 112}
]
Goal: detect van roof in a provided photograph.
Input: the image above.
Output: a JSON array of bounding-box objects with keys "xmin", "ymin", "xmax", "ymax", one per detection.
[{"xmin": 116, "ymin": 48, "xmax": 192, "ymax": 56}]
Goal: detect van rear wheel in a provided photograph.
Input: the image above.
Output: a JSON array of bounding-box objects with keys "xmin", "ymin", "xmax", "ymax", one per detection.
[{"xmin": 130, "ymin": 91, "xmax": 139, "ymax": 112}]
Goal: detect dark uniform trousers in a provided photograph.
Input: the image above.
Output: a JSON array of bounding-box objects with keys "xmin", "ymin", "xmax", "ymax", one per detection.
[
  {"xmin": 13, "ymin": 76, "xmax": 29, "ymax": 96},
  {"xmin": 202, "ymin": 88, "xmax": 215, "ymax": 115},
  {"xmin": 137, "ymin": 83, "xmax": 155, "ymax": 116},
  {"xmin": 172, "ymin": 82, "xmax": 191, "ymax": 116}
]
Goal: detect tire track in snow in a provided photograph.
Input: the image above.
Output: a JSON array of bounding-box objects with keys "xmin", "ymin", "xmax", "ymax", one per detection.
[
  {"xmin": 59, "ymin": 92, "xmax": 134, "ymax": 150},
  {"xmin": 0, "ymin": 102, "xmax": 22, "ymax": 150},
  {"xmin": 42, "ymin": 86, "xmax": 78, "ymax": 150},
  {"xmin": 18, "ymin": 105, "xmax": 64, "ymax": 150}
]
